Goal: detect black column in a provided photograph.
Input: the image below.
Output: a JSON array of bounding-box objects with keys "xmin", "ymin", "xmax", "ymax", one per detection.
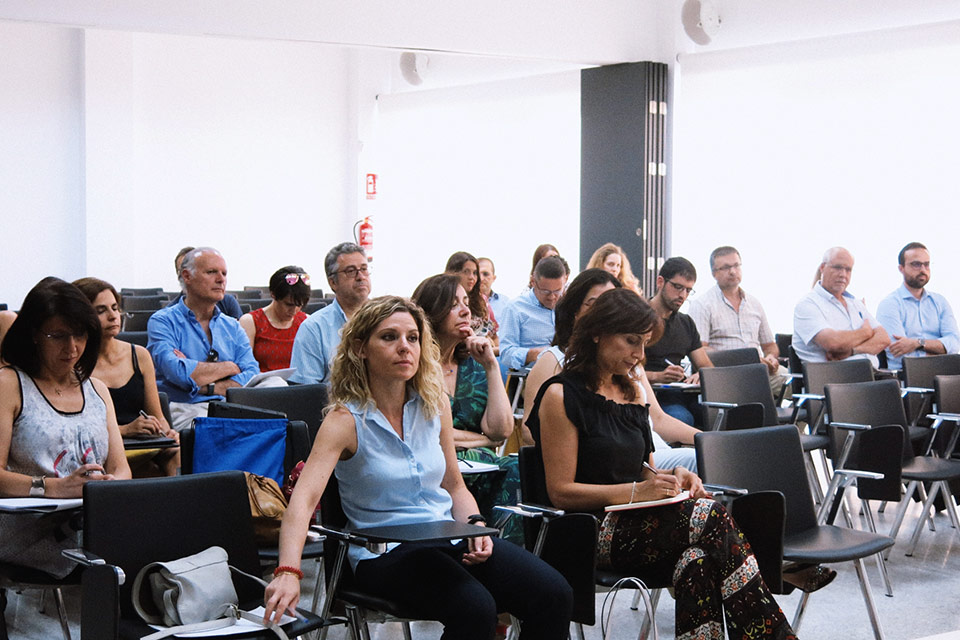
[{"xmin": 580, "ymin": 62, "xmax": 668, "ymax": 295}]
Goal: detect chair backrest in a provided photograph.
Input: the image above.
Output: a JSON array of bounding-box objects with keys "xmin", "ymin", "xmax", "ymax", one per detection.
[
  {"xmin": 824, "ymin": 380, "xmax": 911, "ymax": 462},
  {"xmin": 123, "ymin": 310, "xmax": 155, "ymax": 331},
  {"xmin": 934, "ymin": 374, "xmax": 960, "ymax": 414},
  {"xmin": 786, "ymin": 345, "xmax": 805, "ymax": 394},
  {"xmin": 236, "ymin": 289, "xmax": 266, "ymax": 299},
  {"xmin": 227, "ymin": 384, "xmax": 329, "ymax": 443},
  {"xmin": 696, "ymin": 425, "xmax": 818, "ymax": 535},
  {"xmin": 83, "ymin": 471, "xmax": 261, "ymax": 618},
  {"xmin": 802, "ymin": 359, "xmax": 875, "ymax": 429},
  {"xmin": 180, "ymin": 419, "xmax": 311, "ymax": 481},
  {"xmin": 902, "ymin": 354, "xmax": 960, "ymax": 390},
  {"xmin": 120, "ymin": 287, "xmax": 163, "ymax": 297},
  {"xmin": 699, "ymin": 363, "xmax": 777, "ymax": 427},
  {"xmin": 116, "ymin": 330, "xmax": 148, "ymax": 347},
  {"xmin": 121, "ymin": 294, "xmax": 168, "ymax": 311},
  {"xmin": 245, "ymin": 299, "xmax": 272, "ymax": 310},
  {"xmin": 834, "ymin": 424, "xmax": 903, "ymax": 503},
  {"xmin": 157, "ymin": 391, "xmax": 173, "ymax": 429},
  {"xmin": 208, "ymin": 400, "xmax": 287, "ymax": 421},
  {"xmin": 724, "ymin": 402, "xmax": 765, "ymax": 431},
  {"xmin": 705, "ymin": 347, "xmax": 761, "ymax": 368},
  {"xmin": 303, "ymin": 299, "xmax": 332, "ymax": 314}
]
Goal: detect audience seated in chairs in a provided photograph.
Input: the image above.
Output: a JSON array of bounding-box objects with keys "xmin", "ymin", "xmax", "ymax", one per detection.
[
  {"xmin": 239, "ymin": 266, "xmax": 311, "ymax": 372},
  {"xmin": 263, "ymin": 296, "xmax": 573, "ymax": 638},
  {"xmin": 0, "ymin": 277, "xmax": 131, "ymax": 577},
  {"xmin": 523, "ymin": 268, "xmax": 700, "ymax": 471},
  {"xmin": 527, "ymin": 288, "xmax": 797, "ymax": 640},
  {"xmin": 445, "ymin": 251, "xmax": 499, "ymax": 350},
  {"xmin": 74, "ymin": 277, "xmax": 180, "ymax": 477},
  {"xmin": 412, "ymin": 274, "xmax": 521, "ymax": 543}
]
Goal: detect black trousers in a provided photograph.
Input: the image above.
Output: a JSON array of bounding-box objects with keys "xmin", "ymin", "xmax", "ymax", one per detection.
[{"xmin": 354, "ymin": 537, "xmax": 573, "ymax": 640}]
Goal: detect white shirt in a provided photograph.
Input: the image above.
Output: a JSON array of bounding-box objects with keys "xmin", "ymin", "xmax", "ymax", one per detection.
[{"xmin": 792, "ymin": 283, "xmax": 879, "ymax": 367}]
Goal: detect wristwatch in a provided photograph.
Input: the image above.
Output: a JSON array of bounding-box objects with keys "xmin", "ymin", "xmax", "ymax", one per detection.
[
  {"xmin": 467, "ymin": 514, "xmax": 487, "ymax": 526},
  {"xmin": 918, "ymin": 337, "xmax": 926, "ymax": 351},
  {"xmin": 205, "ymin": 383, "xmax": 216, "ymax": 396},
  {"xmin": 29, "ymin": 475, "xmax": 46, "ymax": 498}
]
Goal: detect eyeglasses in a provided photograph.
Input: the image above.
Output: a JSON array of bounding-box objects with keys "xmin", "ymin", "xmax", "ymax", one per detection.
[
  {"xmin": 713, "ymin": 262, "xmax": 741, "ymax": 273},
  {"xmin": 335, "ymin": 265, "xmax": 370, "ymax": 279},
  {"xmin": 206, "ymin": 348, "xmax": 219, "ymax": 363},
  {"xmin": 906, "ymin": 261, "xmax": 931, "ymax": 270},
  {"xmin": 41, "ymin": 331, "xmax": 86, "ymax": 344},
  {"xmin": 284, "ymin": 272, "xmax": 311, "ymax": 286},
  {"xmin": 534, "ymin": 285, "xmax": 563, "ymax": 297},
  {"xmin": 666, "ymin": 280, "xmax": 695, "ymax": 296},
  {"xmin": 825, "ymin": 264, "xmax": 852, "ymax": 274}
]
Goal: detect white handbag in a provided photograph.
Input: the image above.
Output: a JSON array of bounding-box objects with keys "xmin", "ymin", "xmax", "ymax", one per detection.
[{"xmin": 132, "ymin": 545, "xmax": 289, "ymax": 640}]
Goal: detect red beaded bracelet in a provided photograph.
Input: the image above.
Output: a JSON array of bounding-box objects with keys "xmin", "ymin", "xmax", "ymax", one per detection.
[{"xmin": 273, "ymin": 565, "xmax": 304, "ymax": 580}]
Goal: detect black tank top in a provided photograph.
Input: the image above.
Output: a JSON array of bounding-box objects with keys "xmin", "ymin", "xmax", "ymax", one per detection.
[
  {"xmin": 108, "ymin": 344, "xmax": 145, "ymax": 425},
  {"xmin": 527, "ymin": 371, "xmax": 654, "ymax": 486}
]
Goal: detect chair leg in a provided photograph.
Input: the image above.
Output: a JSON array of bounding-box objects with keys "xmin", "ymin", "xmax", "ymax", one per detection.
[
  {"xmin": 52, "ymin": 588, "xmax": 71, "ymax": 640},
  {"xmin": 803, "ymin": 451, "xmax": 825, "ymax": 505},
  {"xmin": 861, "ymin": 501, "xmax": 894, "ymax": 597},
  {"xmin": 310, "ymin": 556, "xmax": 325, "ymax": 614},
  {"xmin": 636, "ymin": 588, "xmax": 660, "ymax": 640},
  {"xmin": 885, "ymin": 481, "xmax": 919, "ymax": 556},
  {"xmin": 344, "ymin": 604, "xmax": 365, "ymax": 640},
  {"xmin": 853, "ymin": 557, "xmax": 886, "ymax": 640},
  {"xmin": 790, "ymin": 591, "xmax": 811, "ymax": 632},
  {"xmin": 0, "ymin": 588, "xmax": 9, "ymax": 640},
  {"xmin": 906, "ymin": 481, "xmax": 942, "ymax": 556},
  {"xmin": 630, "ymin": 588, "xmax": 641, "ymax": 610},
  {"xmin": 572, "ymin": 622, "xmax": 586, "ymax": 640},
  {"xmin": 943, "ymin": 481, "xmax": 960, "ymax": 533},
  {"xmin": 401, "ymin": 621, "xmax": 413, "ymax": 640}
]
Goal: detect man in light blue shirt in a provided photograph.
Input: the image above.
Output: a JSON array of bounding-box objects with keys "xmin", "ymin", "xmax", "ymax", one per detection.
[
  {"xmin": 478, "ymin": 257, "xmax": 510, "ymax": 322},
  {"xmin": 792, "ymin": 247, "xmax": 890, "ymax": 367},
  {"xmin": 148, "ymin": 247, "xmax": 260, "ymax": 430},
  {"xmin": 289, "ymin": 242, "xmax": 371, "ymax": 384},
  {"xmin": 876, "ymin": 242, "xmax": 960, "ymax": 369},
  {"xmin": 498, "ymin": 255, "xmax": 567, "ymax": 377}
]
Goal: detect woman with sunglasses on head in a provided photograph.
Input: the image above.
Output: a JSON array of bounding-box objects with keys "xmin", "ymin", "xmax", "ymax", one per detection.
[
  {"xmin": 73, "ymin": 277, "xmax": 180, "ymax": 477},
  {"xmin": 0, "ymin": 278, "xmax": 131, "ymax": 577},
  {"xmin": 264, "ymin": 296, "xmax": 572, "ymax": 638},
  {"xmin": 528, "ymin": 288, "xmax": 796, "ymax": 640},
  {"xmin": 239, "ymin": 266, "xmax": 311, "ymax": 372},
  {"xmin": 412, "ymin": 274, "xmax": 522, "ymax": 543}
]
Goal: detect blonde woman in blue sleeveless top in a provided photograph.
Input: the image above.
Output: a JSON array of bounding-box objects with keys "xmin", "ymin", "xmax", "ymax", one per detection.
[{"xmin": 264, "ymin": 296, "xmax": 572, "ymax": 639}]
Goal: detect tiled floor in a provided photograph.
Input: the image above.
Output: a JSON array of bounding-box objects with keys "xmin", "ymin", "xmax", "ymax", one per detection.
[{"xmin": 6, "ymin": 497, "xmax": 960, "ymax": 639}]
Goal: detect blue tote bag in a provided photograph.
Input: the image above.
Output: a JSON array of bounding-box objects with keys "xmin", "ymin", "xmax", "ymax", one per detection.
[{"xmin": 192, "ymin": 417, "xmax": 287, "ymax": 485}]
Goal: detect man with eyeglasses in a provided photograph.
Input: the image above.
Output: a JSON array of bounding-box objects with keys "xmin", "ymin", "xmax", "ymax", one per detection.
[
  {"xmin": 689, "ymin": 246, "xmax": 786, "ymax": 396},
  {"xmin": 645, "ymin": 257, "xmax": 714, "ymax": 426},
  {"xmin": 290, "ymin": 242, "xmax": 371, "ymax": 385},
  {"xmin": 148, "ymin": 247, "xmax": 261, "ymax": 430},
  {"xmin": 498, "ymin": 255, "xmax": 567, "ymax": 379},
  {"xmin": 876, "ymin": 242, "xmax": 959, "ymax": 369},
  {"xmin": 792, "ymin": 246, "xmax": 889, "ymax": 366}
]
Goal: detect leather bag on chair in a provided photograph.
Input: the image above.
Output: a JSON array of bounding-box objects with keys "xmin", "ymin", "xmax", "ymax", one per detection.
[{"xmin": 245, "ymin": 472, "xmax": 288, "ymax": 545}]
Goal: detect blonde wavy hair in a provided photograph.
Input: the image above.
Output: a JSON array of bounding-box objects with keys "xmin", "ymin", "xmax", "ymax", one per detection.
[
  {"xmin": 587, "ymin": 242, "xmax": 642, "ymax": 295},
  {"xmin": 330, "ymin": 295, "xmax": 446, "ymax": 418}
]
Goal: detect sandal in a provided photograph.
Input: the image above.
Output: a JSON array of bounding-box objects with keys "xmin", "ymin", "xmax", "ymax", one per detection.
[{"xmin": 782, "ymin": 563, "xmax": 837, "ymax": 593}]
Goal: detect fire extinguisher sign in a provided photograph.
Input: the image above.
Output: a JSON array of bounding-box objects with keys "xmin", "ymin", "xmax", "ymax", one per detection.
[{"xmin": 366, "ymin": 174, "xmax": 377, "ymax": 200}]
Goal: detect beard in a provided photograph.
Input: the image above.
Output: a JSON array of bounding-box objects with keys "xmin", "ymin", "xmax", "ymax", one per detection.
[{"xmin": 905, "ymin": 274, "xmax": 928, "ymax": 290}]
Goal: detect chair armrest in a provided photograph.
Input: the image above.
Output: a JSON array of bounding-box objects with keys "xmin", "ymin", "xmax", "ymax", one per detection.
[
  {"xmin": 829, "ymin": 421, "xmax": 872, "ymax": 431},
  {"xmin": 81, "ymin": 563, "xmax": 124, "ymax": 640},
  {"xmin": 62, "ymin": 548, "xmax": 108, "ymax": 568},
  {"xmin": 703, "ymin": 483, "xmax": 748, "ymax": 497},
  {"xmin": 701, "ymin": 401, "xmax": 738, "ymax": 409},
  {"xmin": 928, "ymin": 412, "xmax": 960, "ymax": 423},
  {"xmin": 312, "ymin": 524, "xmax": 371, "ymax": 547},
  {"xmin": 730, "ymin": 491, "xmax": 784, "ymax": 594},
  {"xmin": 514, "ymin": 502, "xmax": 565, "ymax": 517},
  {"xmin": 834, "ymin": 469, "xmax": 885, "ymax": 481},
  {"xmin": 901, "ymin": 386, "xmax": 934, "ymax": 395},
  {"xmin": 783, "ymin": 372, "xmax": 803, "ymax": 380}
]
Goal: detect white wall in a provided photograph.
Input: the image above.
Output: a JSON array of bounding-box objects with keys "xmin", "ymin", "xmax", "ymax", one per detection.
[
  {"xmin": 371, "ymin": 71, "xmax": 581, "ymax": 298},
  {"xmin": 0, "ymin": 22, "xmax": 84, "ymax": 309},
  {"xmin": 673, "ymin": 21, "xmax": 960, "ymax": 334}
]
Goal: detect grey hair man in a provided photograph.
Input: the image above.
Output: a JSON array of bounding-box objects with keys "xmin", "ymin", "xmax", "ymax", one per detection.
[
  {"xmin": 289, "ymin": 242, "xmax": 371, "ymax": 384},
  {"xmin": 166, "ymin": 245, "xmax": 243, "ymax": 318}
]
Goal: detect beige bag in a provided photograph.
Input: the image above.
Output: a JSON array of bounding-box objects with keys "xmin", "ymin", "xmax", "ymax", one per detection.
[{"xmin": 245, "ymin": 471, "xmax": 288, "ymax": 545}]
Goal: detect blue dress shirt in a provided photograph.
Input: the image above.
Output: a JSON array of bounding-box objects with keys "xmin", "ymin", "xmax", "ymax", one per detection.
[
  {"xmin": 876, "ymin": 284, "xmax": 960, "ymax": 369},
  {"xmin": 498, "ymin": 288, "xmax": 555, "ymax": 376},
  {"xmin": 288, "ymin": 298, "xmax": 347, "ymax": 384},
  {"xmin": 147, "ymin": 299, "xmax": 260, "ymax": 403},
  {"xmin": 487, "ymin": 291, "xmax": 510, "ymax": 325},
  {"xmin": 335, "ymin": 394, "xmax": 454, "ymax": 568}
]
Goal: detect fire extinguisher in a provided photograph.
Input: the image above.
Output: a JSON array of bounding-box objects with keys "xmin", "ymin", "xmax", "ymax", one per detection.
[{"xmin": 354, "ymin": 216, "xmax": 373, "ymax": 264}]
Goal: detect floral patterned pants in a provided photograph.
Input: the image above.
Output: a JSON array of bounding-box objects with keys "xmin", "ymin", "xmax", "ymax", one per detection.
[{"xmin": 598, "ymin": 497, "xmax": 796, "ymax": 640}]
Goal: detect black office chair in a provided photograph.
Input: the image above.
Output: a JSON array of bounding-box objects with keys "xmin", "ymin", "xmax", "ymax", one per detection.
[
  {"xmin": 901, "ymin": 354, "xmax": 960, "ymax": 425},
  {"xmin": 115, "ymin": 330, "xmax": 148, "ymax": 347},
  {"xmin": 119, "ymin": 287, "xmax": 163, "ymax": 297},
  {"xmin": 931, "ymin": 374, "xmax": 960, "ymax": 460},
  {"xmin": 122, "ymin": 310, "xmax": 154, "ymax": 332},
  {"xmin": 0, "ymin": 560, "xmax": 77, "ymax": 640},
  {"xmin": 799, "ymin": 359, "xmax": 874, "ymax": 433},
  {"xmin": 304, "ymin": 300, "xmax": 332, "ymax": 314},
  {"xmin": 77, "ymin": 471, "xmax": 330, "ymax": 639},
  {"xmin": 245, "ymin": 299, "xmax": 272, "ymax": 310},
  {"xmin": 236, "ymin": 289, "xmax": 267, "ymax": 299},
  {"xmin": 119, "ymin": 294, "xmax": 168, "ymax": 311},
  {"xmin": 699, "ymin": 363, "xmax": 807, "ymax": 431},
  {"xmin": 695, "ymin": 425, "xmax": 895, "ymax": 639},
  {"xmin": 825, "ymin": 379, "xmax": 960, "ymax": 556},
  {"xmin": 227, "ymin": 384, "xmax": 330, "ymax": 443},
  {"xmin": 703, "ymin": 347, "xmax": 760, "ymax": 368}
]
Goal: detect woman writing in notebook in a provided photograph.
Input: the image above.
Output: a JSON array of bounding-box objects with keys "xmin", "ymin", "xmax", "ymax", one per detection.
[{"xmin": 528, "ymin": 288, "xmax": 797, "ymax": 640}]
